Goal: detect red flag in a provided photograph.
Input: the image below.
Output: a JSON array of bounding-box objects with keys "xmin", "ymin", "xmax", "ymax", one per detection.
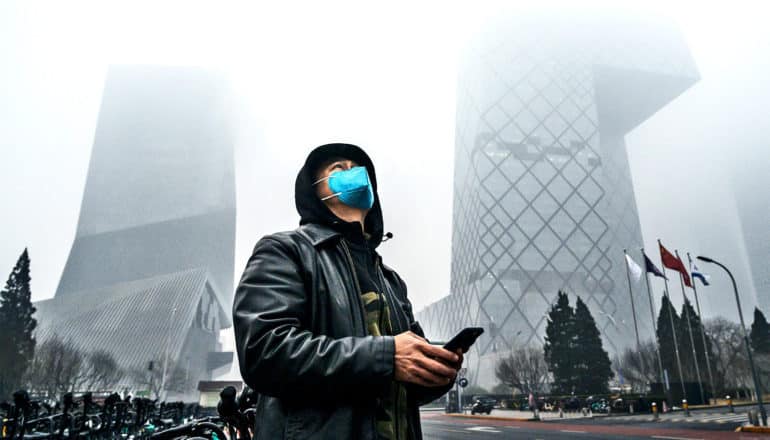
[{"xmin": 659, "ymin": 242, "xmax": 692, "ymax": 287}]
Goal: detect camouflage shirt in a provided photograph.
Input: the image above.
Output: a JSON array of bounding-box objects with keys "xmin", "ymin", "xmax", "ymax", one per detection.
[{"xmin": 361, "ymin": 290, "xmax": 410, "ymax": 440}]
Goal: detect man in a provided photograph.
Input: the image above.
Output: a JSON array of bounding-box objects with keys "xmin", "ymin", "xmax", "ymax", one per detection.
[{"xmin": 233, "ymin": 143, "xmax": 462, "ymax": 439}]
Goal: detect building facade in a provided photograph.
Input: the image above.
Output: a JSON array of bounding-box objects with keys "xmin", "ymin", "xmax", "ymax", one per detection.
[
  {"xmin": 733, "ymin": 148, "xmax": 770, "ymax": 314},
  {"xmin": 417, "ymin": 12, "xmax": 699, "ymax": 388},
  {"xmin": 35, "ymin": 65, "xmax": 236, "ymax": 399}
]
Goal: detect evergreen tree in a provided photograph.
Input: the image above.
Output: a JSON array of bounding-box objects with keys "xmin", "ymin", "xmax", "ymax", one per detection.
[
  {"xmin": 678, "ymin": 299, "xmax": 715, "ymax": 383},
  {"xmin": 656, "ymin": 294, "xmax": 681, "ymax": 385},
  {"xmin": 676, "ymin": 299, "xmax": 697, "ymax": 381},
  {"xmin": 572, "ymin": 296, "xmax": 613, "ymax": 394},
  {"xmin": 750, "ymin": 308, "xmax": 770, "ymax": 354},
  {"xmin": 544, "ymin": 291, "xmax": 576, "ymax": 394},
  {"xmin": 0, "ymin": 249, "xmax": 37, "ymax": 399}
]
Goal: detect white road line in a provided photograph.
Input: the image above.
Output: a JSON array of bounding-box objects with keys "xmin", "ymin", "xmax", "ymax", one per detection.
[
  {"xmin": 651, "ymin": 436, "xmax": 704, "ymax": 440},
  {"xmin": 467, "ymin": 426, "xmax": 502, "ymax": 433},
  {"xmin": 560, "ymin": 429, "xmax": 587, "ymax": 433},
  {"xmin": 437, "ymin": 428, "xmax": 466, "ymax": 433}
]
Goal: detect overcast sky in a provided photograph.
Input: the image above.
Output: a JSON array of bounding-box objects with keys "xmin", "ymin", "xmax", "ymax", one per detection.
[{"xmin": 2, "ymin": 1, "xmax": 769, "ymax": 379}]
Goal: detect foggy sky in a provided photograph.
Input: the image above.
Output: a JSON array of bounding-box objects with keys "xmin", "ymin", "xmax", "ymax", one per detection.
[{"xmin": 2, "ymin": 1, "xmax": 769, "ymax": 380}]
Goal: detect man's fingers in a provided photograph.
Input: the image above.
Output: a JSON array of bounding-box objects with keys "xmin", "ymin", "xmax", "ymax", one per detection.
[
  {"xmin": 414, "ymin": 355, "xmax": 456, "ymax": 378},
  {"xmin": 410, "ymin": 366, "xmax": 451, "ymax": 387},
  {"xmin": 420, "ymin": 343, "xmax": 459, "ymax": 364}
]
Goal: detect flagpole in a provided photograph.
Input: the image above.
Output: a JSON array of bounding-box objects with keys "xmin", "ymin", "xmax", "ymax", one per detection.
[
  {"xmin": 658, "ymin": 239, "xmax": 688, "ymax": 404},
  {"xmin": 687, "ymin": 252, "xmax": 717, "ymax": 405},
  {"xmin": 624, "ymin": 249, "xmax": 642, "ymax": 351},
  {"xmin": 642, "ymin": 247, "xmax": 671, "ymax": 407},
  {"xmin": 675, "ymin": 250, "xmax": 705, "ymax": 406}
]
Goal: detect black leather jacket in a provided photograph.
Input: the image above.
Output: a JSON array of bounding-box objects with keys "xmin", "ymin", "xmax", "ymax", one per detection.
[{"xmin": 232, "ymin": 223, "xmax": 450, "ymax": 439}]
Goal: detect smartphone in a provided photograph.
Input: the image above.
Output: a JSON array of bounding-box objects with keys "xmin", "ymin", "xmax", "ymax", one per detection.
[{"xmin": 443, "ymin": 327, "xmax": 484, "ymax": 353}]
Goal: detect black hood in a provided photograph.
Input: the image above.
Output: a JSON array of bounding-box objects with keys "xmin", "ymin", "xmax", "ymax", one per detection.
[{"xmin": 295, "ymin": 143, "xmax": 385, "ymax": 248}]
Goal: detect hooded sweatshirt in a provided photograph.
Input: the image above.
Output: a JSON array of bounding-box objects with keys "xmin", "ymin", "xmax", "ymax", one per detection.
[
  {"xmin": 294, "ymin": 143, "xmax": 410, "ymax": 440},
  {"xmin": 294, "ymin": 143, "xmax": 388, "ymax": 292}
]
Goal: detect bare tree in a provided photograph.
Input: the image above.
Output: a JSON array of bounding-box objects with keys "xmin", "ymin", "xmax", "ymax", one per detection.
[
  {"xmin": 25, "ymin": 336, "xmax": 125, "ymax": 399},
  {"xmin": 495, "ymin": 346, "xmax": 549, "ymax": 395},
  {"xmin": 613, "ymin": 340, "xmax": 659, "ymax": 393},
  {"xmin": 131, "ymin": 359, "xmax": 193, "ymax": 400},
  {"xmin": 25, "ymin": 334, "xmax": 83, "ymax": 399},
  {"xmin": 705, "ymin": 318, "xmax": 753, "ymax": 396},
  {"xmin": 130, "ymin": 359, "xmax": 164, "ymax": 399},
  {"xmin": 75, "ymin": 350, "xmax": 123, "ymax": 392}
]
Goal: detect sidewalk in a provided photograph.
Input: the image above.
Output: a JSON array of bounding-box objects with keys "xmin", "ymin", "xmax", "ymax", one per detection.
[{"xmin": 447, "ymin": 408, "xmax": 602, "ymax": 421}]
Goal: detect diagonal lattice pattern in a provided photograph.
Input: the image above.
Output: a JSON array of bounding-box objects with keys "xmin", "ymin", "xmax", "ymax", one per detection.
[{"xmin": 416, "ymin": 14, "xmax": 699, "ymax": 388}]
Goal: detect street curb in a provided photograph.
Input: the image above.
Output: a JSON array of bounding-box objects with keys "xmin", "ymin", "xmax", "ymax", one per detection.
[
  {"xmin": 446, "ymin": 414, "xmax": 536, "ymax": 422},
  {"xmin": 735, "ymin": 425, "xmax": 770, "ymax": 433}
]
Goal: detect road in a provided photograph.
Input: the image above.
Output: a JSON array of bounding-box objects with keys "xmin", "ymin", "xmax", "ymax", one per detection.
[{"xmin": 420, "ymin": 408, "xmax": 767, "ymax": 439}]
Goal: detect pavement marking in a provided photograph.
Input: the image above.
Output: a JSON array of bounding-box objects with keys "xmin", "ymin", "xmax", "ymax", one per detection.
[
  {"xmin": 436, "ymin": 428, "xmax": 466, "ymax": 433},
  {"xmin": 651, "ymin": 436, "xmax": 704, "ymax": 440},
  {"xmin": 560, "ymin": 429, "xmax": 587, "ymax": 433},
  {"xmin": 467, "ymin": 426, "xmax": 502, "ymax": 433}
]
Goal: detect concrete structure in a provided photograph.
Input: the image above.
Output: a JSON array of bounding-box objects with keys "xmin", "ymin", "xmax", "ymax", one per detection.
[
  {"xmin": 417, "ymin": 12, "xmax": 699, "ymax": 388},
  {"xmin": 35, "ymin": 65, "xmax": 236, "ymax": 399},
  {"xmin": 733, "ymin": 148, "xmax": 770, "ymax": 314}
]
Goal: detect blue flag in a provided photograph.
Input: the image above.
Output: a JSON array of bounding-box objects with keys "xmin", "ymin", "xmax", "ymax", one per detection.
[
  {"xmin": 644, "ymin": 253, "xmax": 667, "ymax": 279},
  {"xmin": 692, "ymin": 264, "xmax": 711, "ymax": 286}
]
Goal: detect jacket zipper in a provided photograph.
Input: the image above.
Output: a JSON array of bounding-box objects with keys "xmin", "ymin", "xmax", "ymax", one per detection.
[
  {"xmin": 375, "ymin": 257, "xmax": 405, "ymax": 440},
  {"xmin": 341, "ymin": 238, "xmax": 389, "ymax": 438},
  {"xmin": 340, "ymin": 239, "xmax": 368, "ymax": 335},
  {"xmin": 343, "ymin": 239, "xmax": 409, "ymax": 439},
  {"xmin": 375, "ymin": 258, "xmax": 407, "ymax": 333}
]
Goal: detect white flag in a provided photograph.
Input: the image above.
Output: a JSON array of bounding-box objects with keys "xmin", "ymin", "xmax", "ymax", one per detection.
[{"xmin": 625, "ymin": 253, "xmax": 643, "ymax": 282}]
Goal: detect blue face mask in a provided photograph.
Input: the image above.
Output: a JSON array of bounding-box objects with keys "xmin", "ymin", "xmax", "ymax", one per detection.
[{"xmin": 313, "ymin": 166, "xmax": 375, "ymax": 210}]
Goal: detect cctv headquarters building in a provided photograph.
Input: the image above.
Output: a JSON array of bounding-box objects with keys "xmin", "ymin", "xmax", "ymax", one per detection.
[{"xmin": 416, "ymin": 12, "xmax": 699, "ymax": 388}]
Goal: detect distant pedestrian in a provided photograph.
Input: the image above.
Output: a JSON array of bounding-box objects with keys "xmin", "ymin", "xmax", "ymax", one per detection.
[{"xmin": 529, "ymin": 392, "xmax": 539, "ymax": 419}]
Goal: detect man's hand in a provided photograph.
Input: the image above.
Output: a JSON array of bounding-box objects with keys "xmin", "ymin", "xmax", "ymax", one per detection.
[{"xmin": 394, "ymin": 331, "xmax": 463, "ymax": 387}]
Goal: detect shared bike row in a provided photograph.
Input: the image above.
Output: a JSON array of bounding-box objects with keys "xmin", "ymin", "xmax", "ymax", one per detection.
[{"xmin": 1, "ymin": 386, "xmax": 257, "ymax": 440}]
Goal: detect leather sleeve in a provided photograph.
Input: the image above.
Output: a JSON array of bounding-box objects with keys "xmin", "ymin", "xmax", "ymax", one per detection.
[{"xmin": 232, "ymin": 236, "xmax": 395, "ymax": 400}]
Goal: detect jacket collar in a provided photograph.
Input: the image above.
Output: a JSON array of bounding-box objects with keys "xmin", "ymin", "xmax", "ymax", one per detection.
[
  {"xmin": 298, "ymin": 223, "xmax": 387, "ymax": 266},
  {"xmin": 298, "ymin": 223, "xmax": 342, "ymax": 247},
  {"xmin": 298, "ymin": 223, "xmax": 395, "ymax": 277}
]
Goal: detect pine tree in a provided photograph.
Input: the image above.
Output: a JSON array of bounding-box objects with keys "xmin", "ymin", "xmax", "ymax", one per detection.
[
  {"xmin": 750, "ymin": 308, "xmax": 770, "ymax": 354},
  {"xmin": 572, "ymin": 296, "xmax": 613, "ymax": 394},
  {"xmin": 656, "ymin": 294, "xmax": 681, "ymax": 385},
  {"xmin": 676, "ymin": 298, "xmax": 715, "ymax": 384},
  {"xmin": 0, "ymin": 249, "xmax": 37, "ymax": 399},
  {"xmin": 544, "ymin": 291, "xmax": 576, "ymax": 394},
  {"xmin": 676, "ymin": 299, "xmax": 698, "ymax": 381}
]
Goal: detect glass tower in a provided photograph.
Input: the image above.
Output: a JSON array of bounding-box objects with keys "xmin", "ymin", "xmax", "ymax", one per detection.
[{"xmin": 417, "ymin": 12, "xmax": 699, "ymax": 387}]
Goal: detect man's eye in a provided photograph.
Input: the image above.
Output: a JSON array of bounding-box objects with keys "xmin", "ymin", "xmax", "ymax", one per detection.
[{"xmin": 332, "ymin": 164, "xmax": 344, "ymax": 170}]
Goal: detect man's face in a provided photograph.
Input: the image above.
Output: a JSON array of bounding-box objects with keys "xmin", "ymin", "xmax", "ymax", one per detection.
[{"xmin": 314, "ymin": 157, "xmax": 367, "ymax": 212}]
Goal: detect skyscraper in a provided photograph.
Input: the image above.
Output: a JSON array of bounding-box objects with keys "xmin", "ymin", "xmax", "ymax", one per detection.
[
  {"xmin": 54, "ymin": 65, "xmax": 236, "ymax": 307},
  {"xmin": 35, "ymin": 65, "xmax": 236, "ymax": 398},
  {"xmin": 417, "ymin": 12, "xmax": 699, "ymax": 387},
  {"xmin": 733, "ymin": 147, "xmax": 770, "ymax": 314}
]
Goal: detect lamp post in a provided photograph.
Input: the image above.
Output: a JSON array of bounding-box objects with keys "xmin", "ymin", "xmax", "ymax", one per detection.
[
  {"xmin": 697, "ymin": 255, "xmax": 766, "ymax": 426},
  {"xmin": 160, "ymin": 306, "xmax": 178, "ymax": 400}
]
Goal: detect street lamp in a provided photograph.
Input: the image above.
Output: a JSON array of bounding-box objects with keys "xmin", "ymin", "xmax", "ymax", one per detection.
[{"xmin": 697, "ymin": 255, "xmax": 767, "ymax": 426}]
